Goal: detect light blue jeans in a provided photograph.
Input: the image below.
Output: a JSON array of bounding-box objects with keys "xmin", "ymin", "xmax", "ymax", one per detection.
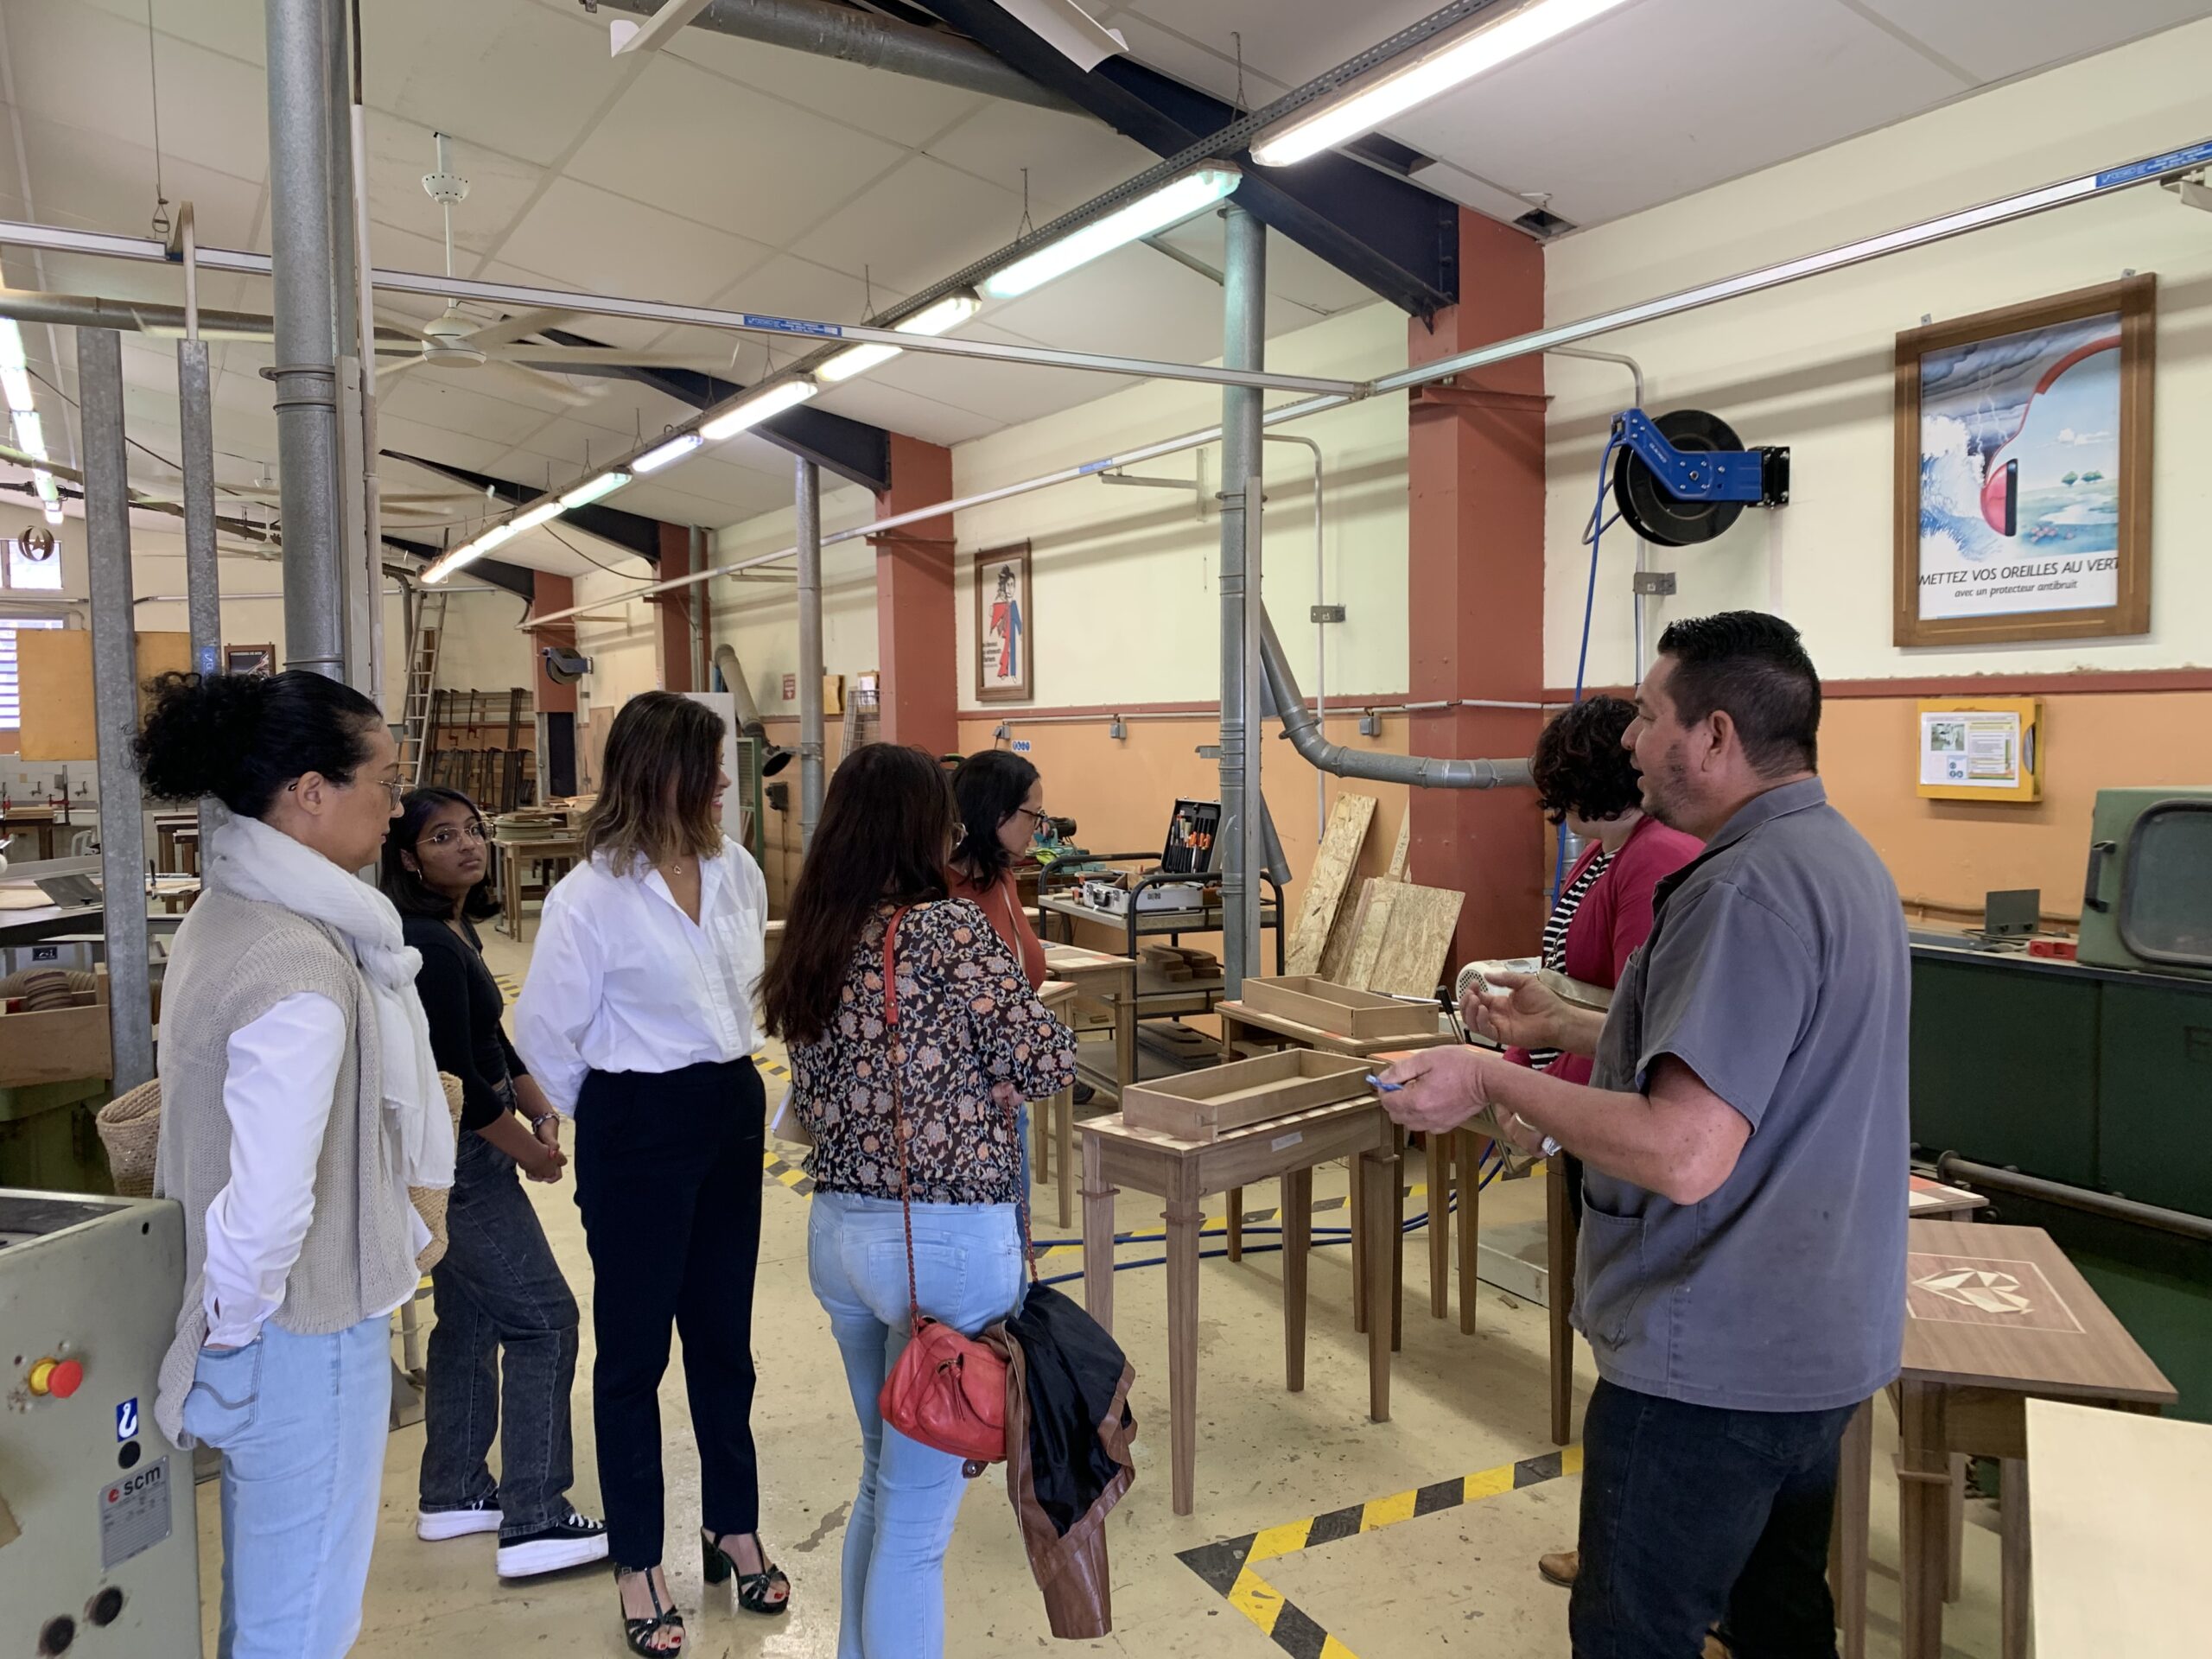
[
  {"xmin": 808, "ymin": 1189, "xmax": 1026, "ymax": 1659},
  {"xmin": 182, "ymin": 1315, "xmax": 391, "ymax": 1659}
]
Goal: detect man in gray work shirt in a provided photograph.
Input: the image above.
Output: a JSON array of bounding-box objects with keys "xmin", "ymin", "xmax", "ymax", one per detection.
[{"xmin": 1382, "ymin": 611, "xmax": 1910, "ymax": 1658}]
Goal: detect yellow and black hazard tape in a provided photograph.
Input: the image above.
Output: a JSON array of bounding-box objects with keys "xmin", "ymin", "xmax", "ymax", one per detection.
[
  {"xmin": 1177, "ymin": 1445, "xmax": 1584, "ymax": 1659},
  {"xmin": 757, "ymin": 1057, "xmax": 814, "ymax": 1195}
]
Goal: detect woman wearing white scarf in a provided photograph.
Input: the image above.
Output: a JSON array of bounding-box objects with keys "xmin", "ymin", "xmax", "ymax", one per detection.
[{"xmin": 138, "ymin": 669, "xmax": 448, "ymax": 1659}]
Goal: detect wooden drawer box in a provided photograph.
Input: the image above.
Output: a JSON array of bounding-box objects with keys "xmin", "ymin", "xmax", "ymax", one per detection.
[
  {"xmin": 1240, "ymin": 975, "xmax": 1436, "ymax": 1040},
  {"xmin": 0, "ymin": 975, "xmax": 111, "ymax": 1088},
  {"xmin": 1122, "ymin": 1049, "xmax": 1371, "ymax": 1142}
]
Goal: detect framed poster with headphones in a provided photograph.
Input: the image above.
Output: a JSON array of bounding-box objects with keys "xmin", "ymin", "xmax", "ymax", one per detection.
[{"xmin": 1893, "ymin": 274, "xmax": 2153, "ymax": 647}]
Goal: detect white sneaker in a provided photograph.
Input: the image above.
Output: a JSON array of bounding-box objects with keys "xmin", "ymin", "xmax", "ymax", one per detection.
[
  {"xmin": 497, "ymin": 1510, "xmax": 611, "ymax": 1578},
  {"xmin": 416, "ymin": 1497, "xmax": 503, "ymax": 1541}
]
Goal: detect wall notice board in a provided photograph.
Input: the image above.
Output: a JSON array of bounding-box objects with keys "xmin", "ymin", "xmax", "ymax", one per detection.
[
  {"xmin": 1916, "ymin": 696, "xmax": 2043, "ymax": 802},
  {"xmin": 17, "ymin": 630, "xmax": 190, "ymax": 761}
]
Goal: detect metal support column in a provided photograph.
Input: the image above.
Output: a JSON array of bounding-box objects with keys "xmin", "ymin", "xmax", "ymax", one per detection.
[
  {"xmin": 690, "ymin": 524, "xmax": 710, "ymax": 693},
  {"xmin": 79, "ymin": 328, "xmax": 153, "ymax": 1092},
  {"xmin": 1217, "ymin": 203, "xmax": 1265, "ymax": 993},
  {"xmin": 264, "ymin": 0, "xmax": 346, "ymax": 679},
  {"xmin": 176, "ymin": 235, "xmax": 223, "ymax": 863},
  {"xmin": 795, "ymin": 459, "xmax": 826, "ymax": 853},
  {"xmin": 347, "ymin": 0, "xmax": 388, "ymax": 710}
]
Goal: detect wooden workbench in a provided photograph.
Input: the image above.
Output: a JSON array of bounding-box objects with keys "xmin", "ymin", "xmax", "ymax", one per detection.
[
  {"xmin": 1078, "ymin": 1096, "xmax": 1397, "ymax": 1516},
  {"xmin": 1891, "ymin": 1221, "xmax": 2175, "ymax": 1659},
  {"xmin": 493, "ymin": 828, "xmax": 583, "ymax": 944}
]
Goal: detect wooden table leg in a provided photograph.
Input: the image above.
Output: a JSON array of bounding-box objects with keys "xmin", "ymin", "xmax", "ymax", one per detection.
[
  {"xmin": 1359, "ymin": 1142, "xmax": 1393, "ymax": 1423},
  {"xmin": 1897, "ymin": 1380, "xmax": 1948, "ymax": 1659},
  {"xmin": 1999, "ymin": 1458, "xmax": 2030, "ymax": 1659},
  {"xmin": 1425, "ymin": 1132, "xmax": 1450, "ymax": 1319},
  {"xmin": 1282, "ymin": 1166, "xmax": 1311, "ymax": 1394},
  {"xmin": 1390, "ymin": 1128, "xmax": 1404, "ymax": 1352},
  {"xmin": 1166, "ymin": 1171, "xmax": 1203, "ymax": 1516},
  {"xmin": 1546, "ymin": 1159, "xmax": 1575, "ymax": 1446},
  {"xmin": 1350, "ymin": 1159, "xmax": 1367, "ymax": 1335},
  {"xmin": 1947, "ymin": 1452, "xmax": 1968, "ymax": 1605},
  {"xmin": 1114, "ymin": 963, "xmax": 1137, "ymax": 1092},
  {"xmin": 1225, "ymin": 1187, "xmax": 1244, "ymax": 1263},
  {"xmin": 1832, "ymin": 1398, "xmax": 1873, "ymax": 1659},
  {"xmin": 1032, "ymin": 1094, "xmax": 1051, "ymax": 1186},
  {"xmin": 1456, "ymin": 1129, "xmax": 1481, "ymax": 1335},
  {"xmin": 1080, "ymin": 1134, "xmax": 1116, "ymax": 1334},
  {"xmin": 1054, "ymin": 1084, "xmax": 1075, "ymax": 1231}
]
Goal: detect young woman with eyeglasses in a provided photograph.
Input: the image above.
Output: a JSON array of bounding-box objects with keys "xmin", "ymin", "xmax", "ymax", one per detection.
[
  {"xmin": 947, "ymin": 750, "xmax": 1048, "ymax": 991},
  {"xmin": 379, "ymin": 788, "xmax": 607, "ymax": 1582}
]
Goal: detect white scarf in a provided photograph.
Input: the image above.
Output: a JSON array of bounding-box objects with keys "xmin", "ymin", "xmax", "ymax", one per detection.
[{"xmin": 207, "ymin": 810, "xmax": 454, "ymax": 1191}]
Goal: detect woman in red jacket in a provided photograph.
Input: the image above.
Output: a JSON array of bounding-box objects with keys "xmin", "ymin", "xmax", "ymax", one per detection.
[
  {"xmin": 947, "ymin": 749, "xmax": 1047, "ymax": 989},
  {"xmin": 1459, "ymin": 695, "xmax": 1700, "ymax": 1590}
]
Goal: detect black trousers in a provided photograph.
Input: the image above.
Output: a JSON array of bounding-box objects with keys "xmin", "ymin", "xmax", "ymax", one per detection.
[
  {"xmin": 574, "ymin": 1057, "xmax": 766, "ymax": 1569},
  {"xmin": 1572, "ymin": 1376, "xmax": 1860, "ymax": 1659}
]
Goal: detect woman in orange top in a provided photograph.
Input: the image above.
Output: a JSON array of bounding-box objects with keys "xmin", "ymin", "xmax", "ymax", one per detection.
[{"xmin": 946, "ymin": 750, "xmax": 1047, "ymax": 990}]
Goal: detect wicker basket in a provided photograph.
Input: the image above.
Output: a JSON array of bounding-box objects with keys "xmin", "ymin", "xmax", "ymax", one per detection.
[
  {"xmin": 95, "ymin": 1077, "xmax": 163, "ymax": 1198},
  {"xmin": 410, "ymin": 1074, "xmax": 467, "ymax": 1273}
]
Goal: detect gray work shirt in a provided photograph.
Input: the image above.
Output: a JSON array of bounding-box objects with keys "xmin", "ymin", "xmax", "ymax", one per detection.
[{"xmin": 1577, "ymin": 777, "xmax": 1910, "ymax": 1412}]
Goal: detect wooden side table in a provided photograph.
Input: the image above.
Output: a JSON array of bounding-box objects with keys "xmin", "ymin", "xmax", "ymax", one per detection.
[
  {"xmin": 1029, "ymin": 980, "xmax": 1081, "ymax": 1229},
  {"xmin": 1078, "ymin": 1096, "xmax": 1397, "ymax": 1516},
  {"xmin": 1889, "ymin": 1221, "xmax": 2175, "ymax": 1659},
  {"xmin": 493, "ymin": 832, "xmax": 582, "ymax": 944},
  {"xmin": 1042, "ymin": 943, "xmax": 1138, "ymax": 1099}
]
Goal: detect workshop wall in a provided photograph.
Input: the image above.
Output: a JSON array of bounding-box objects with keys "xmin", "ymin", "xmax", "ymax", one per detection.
[{"xmin": 1541, "ymin": 17, "xmax": 2212, "ymax": 917}]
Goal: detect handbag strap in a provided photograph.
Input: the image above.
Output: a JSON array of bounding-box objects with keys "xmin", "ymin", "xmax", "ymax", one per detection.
[{"xmin": 880, "ymin": 905, "xmax": 1037, "ymax": 1332}]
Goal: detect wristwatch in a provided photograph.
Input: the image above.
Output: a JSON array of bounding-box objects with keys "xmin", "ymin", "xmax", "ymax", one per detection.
[{"xmin": 529, "ymin": 1110, "xmax": 563, "ymax": 1141}]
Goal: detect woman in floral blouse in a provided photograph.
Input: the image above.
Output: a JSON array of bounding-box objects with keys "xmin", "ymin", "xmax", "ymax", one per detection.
[{"xmin": 762, "ymin": 743, "xmax": 1074, "ymax": 1659}]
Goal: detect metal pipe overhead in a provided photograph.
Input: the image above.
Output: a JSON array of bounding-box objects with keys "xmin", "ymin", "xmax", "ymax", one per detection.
[
  {"xmin": 264, "ymin": 0, "xmax": 346, "ymax": 679},
  {"xmin": 711, "ymin": 644, "xmax": 773, "ymax": 743},
  {"xmin": 1216, "ymin": 203, "xmax": 1265, "ymax": 994},
  {"xmin": 79, "ymin": 328, "xmax": 155, "ymax": 1093},
  {"xmin": 794, "ymin": 459, "xmax": 825, "ymax": 853},
  {"xmin": 1263, "ymin": 431, "xmax": 1327, "ymax": 839},
  {"xmin": 1259, "ymin": 607, "xmax": 1532, "ymax": 791},
  {"xmin": 596, "ymin": 0, "xmax": 1083, "ymax": 115},
  {"xmin": 1934, "ymin": 1155, "xmax": 2212, "ymax": 1245}
]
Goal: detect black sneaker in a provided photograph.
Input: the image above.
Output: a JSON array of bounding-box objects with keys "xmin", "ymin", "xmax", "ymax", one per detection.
[
  {"xmin": 416, "ymin": 1497, "xmax": 502, "ymax": 1541},
  {"xmin": 497, "ymin": 1509, "xmax": 611, "ymax": 1578}
]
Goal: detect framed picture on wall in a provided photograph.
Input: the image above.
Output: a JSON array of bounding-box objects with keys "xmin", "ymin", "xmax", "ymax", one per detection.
[
  {"xmin": 974, "ymin": 542, "xmax": 1033, "ymax": 703},
  {"xmin": 1893, "ymin": 274, "xmax": 2153, "ymax": 647}
]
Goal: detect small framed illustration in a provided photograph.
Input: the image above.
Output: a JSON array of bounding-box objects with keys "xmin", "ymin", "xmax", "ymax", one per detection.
[
  {"xmin": 1893, "ymin": 274, "xmax": 2153, "ymax": 648},
  {"xmin": 974, "ymin": 542, "xmax": 1033, "ymax": 703}
]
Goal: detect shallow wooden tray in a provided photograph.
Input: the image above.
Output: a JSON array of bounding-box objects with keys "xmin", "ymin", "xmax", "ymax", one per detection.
[
  {"xmin": 1239, "ymin": 974, "xmax": 1437, "ymax": 1040},
  {"xmin": 1121, "ymin": 1048, "xmax": 1371, "ymax": 1142}
]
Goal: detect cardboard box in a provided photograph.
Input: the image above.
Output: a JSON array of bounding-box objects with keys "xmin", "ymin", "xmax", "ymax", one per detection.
[
  {"xmin": 1121, "ymin": 1049, "xmax": 1370, "ymax": 1142},
  {"xmin": 0, "ymin": 973, "xmax": 111, "ymax": 1087},
  {"xmin": 1240, "ymin": 975, "xmax": 1437, "ymax": 1040}
]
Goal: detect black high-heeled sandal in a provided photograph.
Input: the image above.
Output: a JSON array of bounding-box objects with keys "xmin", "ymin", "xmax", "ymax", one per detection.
[
  {"xmin": 613, "ymin": 1563, "xmax": 683, "ymax": 1655},
  {"xmin": 702, "ymin": 1529, "xmax": 791, "ymax": 1617}
]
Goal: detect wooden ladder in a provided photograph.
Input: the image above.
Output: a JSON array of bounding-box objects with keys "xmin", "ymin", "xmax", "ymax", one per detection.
[{"xmin": 397, "ymin": 589, "xmax": 448, "ymax": 785}]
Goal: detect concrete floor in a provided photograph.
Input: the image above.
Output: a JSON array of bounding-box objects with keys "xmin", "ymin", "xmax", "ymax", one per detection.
[{"xmin": 195, "ymin": 929, "xmax": 2009, "ymax": 1658}]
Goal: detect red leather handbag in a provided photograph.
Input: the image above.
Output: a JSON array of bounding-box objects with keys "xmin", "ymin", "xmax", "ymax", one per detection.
[{"xmin": 874, "ymin": 907, "xmax": 1032, "ymax": 1471}]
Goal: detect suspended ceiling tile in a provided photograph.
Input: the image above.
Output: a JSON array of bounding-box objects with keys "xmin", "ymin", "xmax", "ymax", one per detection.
[
  {"xmin": 568, "ymin": 53, "xmax": 909, "ymax": 251},
  {"xmin": 924, "ymin": 101, "xmax": 1156, "ymax": 219},
  {"xmin": 655, "ymin": 29, "xmax": 992, "ymax": 150},
  {"xmin": 360, "ymin": 0, "xmax": 621, "ymax": 170},
  {"xmin": 377, "ymin": 373, "xmax": 562, "ymax": 448},
  {"xmin": 1382, "ymin": 0, "xmax": 1966, "ymax": 229},
  {"xmin": 615, "ymin": 471, "xmax": 790, "ymax": 527},
  {"xmin": 466, "ymin": 259, "xmax": 678, "ymax": 355},
  {"xmin": 1113, "ymin": 0, "xmax": 1443, "ymax": 101},
  {"xmin": 17, "ymin": 116, "xmax": 264, "ymax": 251},
  {"xmin": 493, "ymin": 177, "xmax": 779, "ymax": 308},
  {"xmin": 1150, "ymin": 216, "xmax": 1379, "ymax": 322},
  {"xmin": 3, "ymin": 0, "xmax": 270, "ymax": 182},
  {"xmin": 789, "ymin": 156, "xmax": 1029, "ymax": 298},
  {"xmin": 1400, "ymin": 159, "xmax": 1559, "ymax": 232},
  {"xmin": 979, "ymin": 242, "xmax": 1227, "ymax": 370},
  {"xmin": 867, "ymin": 325, "xmax": 1117, "ymax": 429},
  {"xmin": 1850, "ymin": 0, "xmax": 2212, "ymax": 82},
  {"xmin": 810, "ymin": 375, "xmax": 999, "ymax": 449},
  {"xmin": 77, "ymin": 0, "xmax": 268, "ymax": 67},
  {"xmin": 359, "ymin": 111, "xmax": 548, "ymax": 261}
]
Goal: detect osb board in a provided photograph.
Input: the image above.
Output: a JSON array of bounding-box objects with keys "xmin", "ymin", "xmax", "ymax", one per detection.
[
  {"xmin": 1239, "ymin": 975, "xmax": 1433, "ymax": 1040},
  {"xmin": 1317, "ymin": 874, "xmax": 1376, "ymax": 985},
  {"xmin": 17, "ymin": 631, "xmax": 189, "ymax": 762},
  {"xmin": 1350, "ymin": 880, "xmax": 1465, "ymax": 999},
  {"xmin": 1285, "ymin": 792, "xmax": 1375, "ymax": 975},
  {"xmin": 1121, "ymin": 1048, "xmax": 1369, "ymax": 1142},
  {"xmin": 1385, "ymin": 811, "xmax": 1413, "ymax": 880}
]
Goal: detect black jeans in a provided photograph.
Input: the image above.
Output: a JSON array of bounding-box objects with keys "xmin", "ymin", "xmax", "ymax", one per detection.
[
  {"xmin": 1573, "ymin": 1376, "xmax": 1860, "ymax": 1659},
  {"xmin": 420, "ymin": 1128, "xmax": 583, "ymax": 1539},
  {"xmin": 574, "ymin": 1058, "xmax": 766, "ymax": 1569}
]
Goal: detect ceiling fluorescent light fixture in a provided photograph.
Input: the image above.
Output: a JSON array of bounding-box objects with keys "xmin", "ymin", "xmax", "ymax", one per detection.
[
  {"xmin": 819, "ymin": 290, "xmax": 982, "ymax": 385},
  {"xmin": 559, "ymin": 468, "xmax": 632, "ymax": 510},
  {"xmin": 422, "ymin": 520, "xmax": 518, "ymax": 585},
  {"xmin": 1251, "ymin": 0, "xmax": 1637, "ymax": 168},
  {"xmin": 984, "ymin": 167, "xmax": 1242, "ymax": 299},
  {"xmin": 510, "ymin": 501, "xmax": 563, "ymax": 533},
  {"xmin": 700, "ymin": 377, "xmax": 818, "ymax": 442},
  {"xmin": 632, "ymin": 431, "xmax": 703, "ymax": 474}
]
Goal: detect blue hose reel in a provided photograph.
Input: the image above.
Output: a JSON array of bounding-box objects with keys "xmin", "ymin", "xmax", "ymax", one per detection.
[{"xmin": 1610, "ymin": 407, "xmax": 1790, "ymax": 546}]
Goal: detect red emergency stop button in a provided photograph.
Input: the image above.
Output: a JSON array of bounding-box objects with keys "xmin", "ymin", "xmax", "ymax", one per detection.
[{"xmin": 27, "ymin": 1357, "xmax": 82, "ymax": 1397}]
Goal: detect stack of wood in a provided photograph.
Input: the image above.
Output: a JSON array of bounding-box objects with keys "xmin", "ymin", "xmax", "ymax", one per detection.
[
  {"xmin": 1281, "ymin": 794, "xmax": 1465, "ymax": 1002},
  {"xmin": 1141, "ymin": 944, "xmax": 1220, "ymax": 982}
]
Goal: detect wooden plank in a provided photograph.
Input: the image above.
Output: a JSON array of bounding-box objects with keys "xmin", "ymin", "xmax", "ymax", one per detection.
[
  {"xmin": 1318, "ymin": 875, "xmax": 1376, "ymax": 984},
  {"xmin": 1285, "ymin": 793, "xmax": 1376, "ymax": 975},
  {"xmin": 1386, "ymin": 811, "xmax": 1413, "ymax": 881},
  {"xmin": 1365, "ymin": 882, "xmax": 1465, "ymax": 999},
  {"xmin": 1344, "ymin": 879, "xmax": 1401, "ymax": 991}
]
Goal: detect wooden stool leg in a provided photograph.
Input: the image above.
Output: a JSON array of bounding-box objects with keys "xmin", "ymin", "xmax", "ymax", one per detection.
[
  {"xmin": 1080, "ymin": 1134, "xmax": 1116, "ymax": 1333},
  {"xmin": 1359, "ymin": 1143, "xmax": 1394, "ymax": 1424},
  {"xmin": 1897, "ymin": 1381, "xmax": 1948, "ymax": 1659},
  {"xmin": 1282, "ymin": 1166, "xmax": 1312, "ymax": 1393},
  {"xmin": 1055, "ymin": 1084, "xmax": 1075, "ymax": 1231},
  {"xmin": 1999, "ymin": 1458, "xmax": 2030, "ymax": 1659},
  {"xmin": 1166, "ymin": 1182, "xmax": 1203, "ymax": 1516},
  {"xmin": 1225, "ymin": 1187, "xmax": 1244, "ymax": 1262},
  {"xmin": 1425, "ymin": 1133, "xmax": 1450, "ymax": 1319},
  {"xmin": 1457, "ymin": 1130, "xmax": 1481, "ymax": 1334},
  {"xmin": 1946, "ymin": 1453, "xmax": 1968, "ymax": 1604},
  {"xmin": 1350, "ymin": 1159, "xmax": 1368, "ymax": 1335},
  {"xmin": 1832, "ymin": 1398, "xmax": 1873, "ymax": 1659},
  {"xmin": 1547, "ymin": 1160, "xmax": 1575, "ymax": 1446}
]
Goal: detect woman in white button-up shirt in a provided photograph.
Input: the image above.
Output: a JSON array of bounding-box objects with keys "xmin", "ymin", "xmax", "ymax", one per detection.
[{"xmin": 513, "ymin": 690, "xmax": 782, "ymax": 1656}]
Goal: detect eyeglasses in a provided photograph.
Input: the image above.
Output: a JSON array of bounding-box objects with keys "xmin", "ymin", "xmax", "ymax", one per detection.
[
  {"xmin": 1013, "ymin": 805, "xmax": 1048, "ymax": 825},
  {"xmin": 378, "ymin": 779, "xmax": 407, "ymax": 806},
  {"xmin": 420, "ymin": 820, "xmax": 489, "ymax": 849}
]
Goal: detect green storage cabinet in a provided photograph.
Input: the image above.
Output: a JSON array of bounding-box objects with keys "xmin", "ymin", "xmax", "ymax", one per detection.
[
  {"xmin": 1909, "ymin": 955, "xmax": 2100, "ymax": 1187},
  {"xmin": 2096, "ymin": 979, "xmax": 2212, "ymax": 1216}
]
